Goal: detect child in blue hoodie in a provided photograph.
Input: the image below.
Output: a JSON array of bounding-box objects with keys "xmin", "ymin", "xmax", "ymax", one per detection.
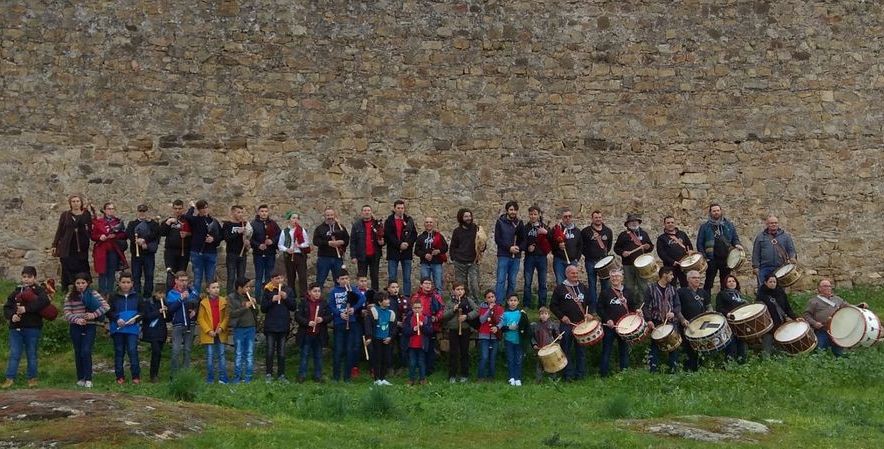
[
  {"xmin": 501, "ymin": 294, "xmax": 529, "ymax": 386},
  {"xmin": 327, "ymin": 270, "xmax": 365, "ymax": 382},
  {"xmin": 108, "ymin": 272, "xmax": 146, "ymax": 384}
]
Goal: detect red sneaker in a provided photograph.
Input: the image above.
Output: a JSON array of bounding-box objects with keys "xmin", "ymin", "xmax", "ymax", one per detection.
[
  {"xmin": 116, "ymin": 378, "xmax": 125, "ymax": 385},
  {"xmin": 132, "ymin": 377, "xmax": 141, "ymax": 385},
  {"xmin": 350, "ymin": 367, "xmax": 360, "ymax": 378}
]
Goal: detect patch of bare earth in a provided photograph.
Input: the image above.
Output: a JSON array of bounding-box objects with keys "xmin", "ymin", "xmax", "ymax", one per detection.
[{"xmin": 0, "ymin": 389, "xmax": 268, "ymax": 448}]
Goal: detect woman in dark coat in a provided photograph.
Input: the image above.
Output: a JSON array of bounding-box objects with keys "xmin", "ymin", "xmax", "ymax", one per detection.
[{"xmin": 51, "ymin": 195, "xmax": 92, "ymax": 291}]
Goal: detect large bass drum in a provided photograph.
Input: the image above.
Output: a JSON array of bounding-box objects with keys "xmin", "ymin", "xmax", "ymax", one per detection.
[{"xmin": 685, "ymin": 312, "xmax": 733, "ymax": 353}]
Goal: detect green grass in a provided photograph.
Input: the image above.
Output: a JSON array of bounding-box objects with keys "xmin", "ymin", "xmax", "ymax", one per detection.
[{"xmin": 1, "ymin": 280, "xmax": 883, "ymax": 448}]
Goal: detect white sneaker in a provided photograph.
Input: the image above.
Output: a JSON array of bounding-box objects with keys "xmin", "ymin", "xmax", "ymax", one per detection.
[
  {"xmin": 514, "ymin": 380, "xmax": 522, "ymax": 386},
  {"xmin": 373, "ymin": 380, "xmax": 383, "ymax": 386},
  {"xmin": 84, "ymin": 381, "xmax": 93, "ymax": 388},
  {"xmin": 382, "ymin": 380, "xmax": 393, "ymax": 386},
  {"xmin": 508, "ymin": 378, "xmax": 515, "ymax": 386},
  {"xmin": 76, "ymin": 380, "xmax": 86, "ymax": 387}
]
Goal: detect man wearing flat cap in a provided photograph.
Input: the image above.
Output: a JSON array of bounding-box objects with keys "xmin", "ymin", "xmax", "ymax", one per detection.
[{"xmin": 613, "ymin": 213, "xmax": 654, "ymax": 303}]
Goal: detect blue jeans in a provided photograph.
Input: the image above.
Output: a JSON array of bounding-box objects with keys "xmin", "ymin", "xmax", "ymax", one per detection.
[
  {"xmin": 495, "ymin": 256, "xmax": 521, "ymax": 304},
  {"xmin": 504, "ymin": 341, "xmax": 523, "ymax": 381},
  {"xmin": 299, "ymin": 334, "xmax": 323, "ymax": 380},
  {"xmin": 599, "ymin": 327, "xmax": 629, "ymax": 377},
  {"xmin": 333, "ymin": 326, "xmax": 358, "ymax": 381},
  {"xmin": 253, "ymin": 254, "xmax": 276, "ymax": 298},
  {"xmin": 316, "ymin": 256, "xmax": 343, "ymax": 288},
  {"xmin": 99, "ymin": 249, "xmax": 120, "ymax": 295},
  {"xmin": 553, "ymin": 257, "xmax": 579, "ymax": 285},
  {"xmin": 585, "ymin": 259, "xmax": 610, "ymax": 311},
  {"xmin": 112, "ymin": 333, "xmax": 141, "ymax": 379},
  {"xmin": 559, "ymin": 324, "xmax": 586, "ymax": 380},
  {"xmin": 190, "ymin": 251, "xmax": 218, "ymax": 294},
  {"xmin": 205, "ymin": 340, "xmax": 228, "ymax": 383},
  {"xmin": 408, "ymin": 347, "xmax": 426, "ymax": 381},
  {"xmin": 419, "ymin": 263, "xmax": 444, "ymax": 292},
  {"xmin": 387, "ymin": 259, "xmax": 413, "ymax": 296},
  {"xmin": 131, "ymin": 253, "xmax": 156, "ymax": 298},
  {"xmin": 523, "ymin": 254, "xmax": 548, "ymax": 308},
  {"xmin": 477, "ymin": 338, "xmax": 499, "ymax": 379},
  {"xmin": 815, "ymin": 330, "xmax": 844, "ymax": 357},
  {"xmin": 233, "ymin": 327, "xmax": 255, "ymax": 382},
  {"xmin": 5, "ymin": 328, "xmax": 41, "ymax": 380},
  {"xmin": 70, "ymin": 324, "xmax": 97, "ymax": 381},
  {"xmin": 649, "ymin": 338, "xmax": 679, "ymax": 372}
]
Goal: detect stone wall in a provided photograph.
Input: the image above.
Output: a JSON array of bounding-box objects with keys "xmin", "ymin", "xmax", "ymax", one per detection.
[{"xmin": 1, "ymin": 0, "xmax": 881, "ymax": 290}]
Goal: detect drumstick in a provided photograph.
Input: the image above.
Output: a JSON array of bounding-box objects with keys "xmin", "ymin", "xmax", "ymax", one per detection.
[
  {"xmin": 416, "ymin": 313, "xmax": 422, "ymax": 336},
  {"xmin": 135, "ymin": 232, "xmax": 140, "ymax": 258},
  {"xmin": 277, "ymin": 283, "xmax": 282, "ymax": 303},
  {"xmin": 458, "ymin": 308, "xmax": 462, "ymax": 336},
  {"xmin": 239, "ymin": 221, "xmax": 247, "ymax": 257},
  {"xmin": 159, "ymin": 296, "xmax": 167, "ymax": 319},
  {"xmin": 311, "ymin": 302, "xmax": 320, "ymax": 333},
  {"xmin": 362, "ymin": 336, "xmax": 370, "ymax": 360},
  {"xmin": 551, "ymin": 331, "xmax": 565, "ymax": 345}
]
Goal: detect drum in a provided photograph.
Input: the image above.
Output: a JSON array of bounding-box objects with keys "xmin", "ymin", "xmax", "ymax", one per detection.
[
  {"xmin": 727, "ymin": 303, "xmax": 773, "ymax": 341},
  {"xmin": 678, "ymin": 253, "xmax": 707, "ymax": 273},
  {"xmin": 537, "ymin": 343, "xmax": 567, "ymax": 373},
  {"xmin": 650, "ymin": 323, "xmax": 682, "ymax": 352},
  {"xmin": 828, "ymin": 306, "xmax": 882, "ymax": 349},
  {"xmin": 594, "ymin": 255, "xmax": 620, "ymax": 280},
  {"xmin": 773, "ymin": 320, "xmax": 817, "ymax": 355},
  {"xmin": 615, "ymin": 312, "xmax": 649, "ymax": 345},
  {"xmin": 726, "ymin": 247, "xmax": 746, "ymax": 270},
  {"xmin": 774, "ymin": 263, "xmax": 802, "ymax": 287},
  {"xmin": 685, "ymin": 312, "xmax": 733, "ymax": 352},
  {"xmin": 634, "ymin": 254, "xmax": 659, "ymax": 279},
  {"xmin": 573, "ymin": 319, "xmax": 604, "ymax": 347}
]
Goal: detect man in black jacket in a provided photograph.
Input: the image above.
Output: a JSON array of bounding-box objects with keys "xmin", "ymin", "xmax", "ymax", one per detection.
[
  {"xmin": 127, "ymin": 204, "xmax": 160, "ymax": 298},
  {"xmin": 350, "ymin": 205, "xmax": 384, "ymax": 291},
  {"xmin": 581, "ymin": 210, "xmax": 613, "ymax": 309},
  {"xmin": 181, "ymin": 200, "xmax": 222, "ymax": 294},
  {"xmin": 384, "ymin": 200, "xmax": 417, "ymax": 296},
  {"xmin": 222, "ymin": 205, "xmax": 250, "ymax": 294},
  {"xmin": 250, "ymin": 204, "xmax": 280, "ymax": 299},
  {"xmin": 656, "ymin": 215, "xmax": 694, "ymax": 288},
  {"xmin": 613, "ymin": 214, "xmax": 654, "ymax": 304},
  {"xmin": 159, "ymin": 200, "xmax": 191, "ymax": 288},
  {"xmin": 449, "ymin": 208, "xmax": 483, "ymax": 298},
  {"xmin": 314, "ymin": 208, "xmax": 349, "ymax": 288}
]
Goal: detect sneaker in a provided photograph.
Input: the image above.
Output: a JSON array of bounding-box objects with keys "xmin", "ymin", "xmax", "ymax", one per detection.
[
  {"xmin": 449, "ymin": 377, "xmax": 457, "ymax": 384},
  {"xmin": 149, "ymin": 377, "xmax": 158, "ymax": 384},
  {"xmin": 381, "ymin": 379, "xmax": 393, "ymax": 386},
  {"xmin": 297, "ymin": 376, "xmax": 306, "ymax": 384},
  {"xmin": 420, "ymin": 379, "xmax": 427, "ymax": 385},
  {"xmin": 374, "ymin": 379, "xmax": 383, "ymax": 386},
  {"xmin": 116, "ymin": 378, "xmax": 125, "ymax": 385},
  {"xmin": 407, "ymin": 380, "xmax": 415, "ymax": 386},
  {"xmin": 514, "ymin": 380, "xmax": 522, "ymax": 386},
  {"xmin": 277, "ymin": 375, "xmax": 289, "ymax": 384},
  {"xmin": 132, "ymin": 378, "xmax": 141, "ymax": 385},
  {"xmin": 508, "ymin": 378, "xmax": 515, "ymax": 386},
  {"xmin": 1, "ymin": 379, "xmax": 13, "ymax": 389},
  {"xmin": 76, "ymin": 380, "xmax": 86, "ymax": 387},
  {"xmin": 265, "ymin": 374, "xmax": 273, "ymax": 383},
  {"xmin": 84, "ymin": 381, "xmax": 93, "ymax": 388},
  {"xmin": 458, "ymin": 377, "xmax": 468, "ymax": 383},
  {"xmin": 351, "ymin": 367, "xmax": 360, "ymax": 378},
  {"xmin": 27, "ymin": 378, "xmax": 38, "ymax": 388},
  {"xmin": 218, "ymin": 380, "xmax": 227, "ymax": 385}
]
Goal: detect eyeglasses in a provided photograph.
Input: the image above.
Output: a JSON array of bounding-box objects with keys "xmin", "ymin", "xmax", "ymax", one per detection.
[{"xmin": 562, "ymin": 215, "xmax": 572, "ymax": 218}]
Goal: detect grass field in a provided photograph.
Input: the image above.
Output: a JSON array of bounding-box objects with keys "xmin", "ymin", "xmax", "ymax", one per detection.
[{"xmin": 1, "ymin": 281, "xmax": 882, "ymax": 448}]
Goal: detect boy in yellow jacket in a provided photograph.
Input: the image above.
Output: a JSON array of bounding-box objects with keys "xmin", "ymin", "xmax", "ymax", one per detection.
[{"xmin": 198, "ymin": 280, "xmax": 229, "ymax": 383}]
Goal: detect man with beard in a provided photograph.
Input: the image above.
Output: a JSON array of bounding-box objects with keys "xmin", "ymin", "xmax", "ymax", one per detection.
[
  {"xmin": 494, "ymin": 201, "xmax": 525, "ymax": 305},
  {"xmin": 581, "ymin": 210, "xmax": 613, "ymax": 309},
  {"xmin": 314, "ymin": 208, "xmax": 349, "ymax": 288},
  {"xmin": 656, "ymin": 215, "xmax": 694, "ymax": 288},
  {"xmin": 696, "ymin": 203, "xmax": 743, "ymax": 293},
  {"xmin": 350, "ymin": 205, "xmax": 384, "ymax": 291},
  {"xmin": 551, "ymin": 208, "xmax": 582, "ymax": 285},
  {"xmin": 126, "ymin": 204, "xmax": 160, "ymax": 298},
  {"xmin": 384, "ymin": 200, "xmax": 417, "ymax": 296},
  {"xmin": 449, "ymin": 208, "xmax": 484, "ymax": 298},
  {"xmin": 523, "ymin": 206, "xmax": 551, "ymax": 309},
  {"xmin": 160, "ymin": 200, "xmax": 191, "ymax": 288},
  {"xmin": 613, "ymin": 214, "xmax": 654, "ymax": 304}
]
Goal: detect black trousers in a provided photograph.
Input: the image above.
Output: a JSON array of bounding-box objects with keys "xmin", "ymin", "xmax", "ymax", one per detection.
[
  {"xmin": 148, "ymin": 341, "xmax": 164, "ymax": 379},
  {"xmin": 60, "ymin": 255, "xmax": 90, "ymax": 291},
  {"xmin": 703, "ymin": 258, "xmax": 731, "ymax": 294},
  {"xmin": 371, "ymin": 339, "xmax": 393, "ymax": 380},
  {"xmin": 265, "ymin": 332, "xmax": 287, "ymax": 377},
  {"xmin": 448, "ymin": 330, "xmax": 471, "ymax": 378},
  {"xmin": 164, "ymin": 250, "xmax": 190, "ymax": 288},
  {"xmin": 357, "ymin": 253, "xmax": 382, "ymax": 291},
  {"xmin": 283, "ymin": 253, "xmax": 308, "ymax": 299}
]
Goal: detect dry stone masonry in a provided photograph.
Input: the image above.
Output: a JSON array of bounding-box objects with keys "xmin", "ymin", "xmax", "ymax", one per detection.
[{"xmin": 1, "ymin": 1, "xmax": 881, "ymax": 287}]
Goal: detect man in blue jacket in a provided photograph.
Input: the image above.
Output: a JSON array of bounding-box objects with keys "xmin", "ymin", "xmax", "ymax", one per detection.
[
  {"xmin": 696, "ymin": 203, "xmax": 744, "ymax": 294},
  {"xmin": 328, "ymin": 270, "xmax": 365, "ymax": 382},
  {"xmin": 165, "ymin": 271, "xmax": 198, "ymax": 375},
  {"xmin": 751, "ymin": 215, "xmax": 797, "ymax": 287},
  {"xmin": 494, "ymin": 201, "xmax": 525, "ymax": 304}
]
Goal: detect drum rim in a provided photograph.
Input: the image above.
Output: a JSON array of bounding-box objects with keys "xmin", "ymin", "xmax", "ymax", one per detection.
[
  {"xmin": 678, "ymin": 253, "xmax": 703, "ymax": 267},
  {"xmin": 537, "ymin": 342, "xmax": 562, "ymax": 355},
  {"xmin": 728, "ymin": 303, "xmax": 767, "ymax": 321},
  {"xmin": 828, "ymin": 306, "xmax": 869, "ymax": 347},
  {"xmin": 615, "ymin": 312, "xmax": 643, "ymax": 333},
  {"xmin": 686, "ymin": 312, "xmax": 726, "ymax": 338},
  {"xmin": 594, "ymin": 255, "xmax": 615, "ymax": 268},
  {"xmin": 774, "ymin": 320, "xmax": 810, "ymax": 344},
  {"xmin": 651, "ymin": 323, "xmax": 674, "ymax": 339},
  {"xmin": 775, "ymin": 263, "xmax": 796, "ymax": 277}
]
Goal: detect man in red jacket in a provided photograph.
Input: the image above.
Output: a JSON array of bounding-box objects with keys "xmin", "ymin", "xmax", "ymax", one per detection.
[{"xmin": 523, "ymin": 206, "xmax": 551, "ymax": 309}]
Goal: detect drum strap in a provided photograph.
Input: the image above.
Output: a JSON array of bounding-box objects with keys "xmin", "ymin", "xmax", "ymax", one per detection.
[
  {"xmin": 771, "ymin": 238, "xmax": 789, "ymax": 262},
  {"xmin": 592, "ymin": 228, "xmax": 606, "ymax": 250},
  {"xmin": 613, "ymin": 287, "xmax": 629, "ymax": 313},
  {"xmin": 816, "ymin": 295, "xmax": 836, "ymax": 308},
  {"xmin": 627, "ymin": 230, "xmax": 644, "ymax": 248},
  {"xmin": 667, "ymin": 232, "xmax": 688, "ymax": 251}
]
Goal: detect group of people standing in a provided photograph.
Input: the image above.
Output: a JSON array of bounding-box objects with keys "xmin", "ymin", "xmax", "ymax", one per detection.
[{"xmin": 1, "ymin": 195, "xmax": 867, "ymax": 389}]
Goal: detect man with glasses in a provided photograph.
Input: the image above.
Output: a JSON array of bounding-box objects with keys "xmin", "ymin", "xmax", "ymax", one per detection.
[{"xmin": 803, "ymin": 279, "xmax": 868, "ymax": 357}]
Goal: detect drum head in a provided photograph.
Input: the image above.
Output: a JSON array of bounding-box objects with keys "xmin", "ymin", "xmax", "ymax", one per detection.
[
  {"xmin": 775, "ymin": 264, "xmax": 795, "ymax": 278},
  {"xmin": 829, "ymin": 307, "xmax": 863, "ymax": 347},
  {"xmin": 651, "ymin": 323, "xmax": 673, "ymax": 339},
  {"xmin": 538, "ymin": 343, "xmax": 561, "ymax": 356},
  {"xmin": 616, "ymin": 314, "xmax": 642, "ymax": 333},
  {"xmin": 634, "ymin": 254, "xmax": 654, "ymax": 268},
  {"xmin": 594, "ymin": 255, "xmax": 615, "ymax": 269},
  {"xmin": 679, "ymin": 253, "xmax": 703, "ymax": 268},
  {"xmin": 774, "ymin": 321, "xmax": 808, "ymax": 343},
  {"xmin": 687, "ymin": 313, "xmax": 726, "ymax": 338},
  {"xmin": 573, "ymin": 321, "xmax": 591, "ymax": 334},
  {"xmin": 730, "ymin": 303, "xmax": 766, "ymax": 321},
  {"xmin": 726, "ymin": 248, "xmax": 744, "ymax": 269}
]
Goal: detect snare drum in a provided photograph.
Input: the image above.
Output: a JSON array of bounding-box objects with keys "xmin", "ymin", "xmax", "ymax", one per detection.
[
  {"xmin": 594, "ymin": 255, "xmax": 620, "ymax": 280},
  {"xmin": 726, "ymin": 247, "xmax": 746, "ymax": 270},
  {"xmin": 678, "ymin": 253, "xmax": 707, "ymax": 273},
  {"xmin": 615, "ymin": 312, "xmax": 649, "ymax": 345},
  {"xmin": 685, "ymin": 312, "xmax": 733, "ymax": 352},
  {"xmin": 537, "ymin": 343, "xmax": 568, "ymax": 373},
  {"xmin": 634, "ymin": 254, "xmax": 659, "ymax": 279},
  {"xmin": 573, "ymin": 319, "xmax": 604, "ymax": 347},
  {"xmin": 773, "ymin": 320, "xmax": 817, "ymax": 355},
  {"xmin": 727, "ymin": 303, "xmax": 773, "ymax": 341},
  {"xmin": 829, "ymin": 306, "xmax": 882, "ymax": 349},
  {"xmin": 650, "ymin": 323, "xmax": 682, "ymax": 353},
  {"xmin": 774, "ymin": 263, "xmax": 802, "ymax": 287}
]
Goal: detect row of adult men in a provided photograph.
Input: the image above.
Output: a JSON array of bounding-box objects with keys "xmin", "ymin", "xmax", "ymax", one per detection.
[{"xmin": 51, "ymin": 196, "xmax": 797, "ymax": 306}]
